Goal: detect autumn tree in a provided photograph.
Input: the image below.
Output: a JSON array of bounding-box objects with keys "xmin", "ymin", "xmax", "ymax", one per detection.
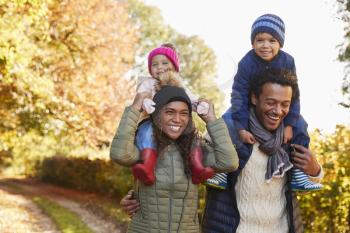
[
  {"xmin": 125, "ymin": 0, "xmax": 225, "ymax": 115},
  {"xmin": 47, "ymin": 0, "xmax": 137, "ymax": 146},
  {"xmin": 337, "ymin": 0, "xmax": 350, "ymax": 107},
  {"xmin": 0, "ymin": 0, "xmax": 58, "ymax": 172},
  {"xmin": 0, "ymin": 0, "xmax": 137, "ymax": 173},
  {"xmin": 298, "ymin": 126, "xmax": 350, "ymax": 232}
]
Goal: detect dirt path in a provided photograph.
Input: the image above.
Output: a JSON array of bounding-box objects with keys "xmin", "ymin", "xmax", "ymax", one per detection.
[
  {"xmin": 0, "ymin": 178, "xmax": 125, "ymax": 233},
  {"xmin": 0, "ymin": 184, "xmax": 59, "ymax": 233}
]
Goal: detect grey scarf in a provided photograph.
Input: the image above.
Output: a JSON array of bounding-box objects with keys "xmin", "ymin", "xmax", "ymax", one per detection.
[{"xmin": 249, "ymin": 108, "xmax": 293, "ymax": 182}]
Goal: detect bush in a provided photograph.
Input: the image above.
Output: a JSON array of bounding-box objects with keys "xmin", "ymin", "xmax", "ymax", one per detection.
[
  {"xmin": 298, "ymin": 125, "xmax": 350, "ymax": 233},
  {"xmin": 39, "ymin": 156, "xmax": 133, "ymax": 197}
]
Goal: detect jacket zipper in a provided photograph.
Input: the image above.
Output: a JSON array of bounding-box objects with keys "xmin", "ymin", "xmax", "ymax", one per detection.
[
  {"xmin": 137, "ymin": 187, "xmax": 143, "ymax": 219},
  {"xmin": 168, "ymin": 147, "xmax": 174, "ymax": 233}
]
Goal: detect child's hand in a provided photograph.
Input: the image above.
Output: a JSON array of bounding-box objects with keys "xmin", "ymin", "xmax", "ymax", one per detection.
[
  {"xmin": 283, "ymin": 125, "xmax": 293, "ymax": 144},
  {"xmin": 238, "ymin": 130, "xmax": 256, "ymax": 144},
  {"xmin": 142, "ymin": 98, "xmax": 156, "ymax": 114},
  {"xmin": 197, "ymin": 98, "xmax": 216, "ymax": 124},
  {"xmin": 136, "ymin": 76, "xmax": 157, "ymax": 94},
  {"xmin": 196, "ymin": 101, "xmax": 210, "ymax": 115},
  {"xmin": 131, "ymin": 91, "xmax": 152, "ymax": 112}
]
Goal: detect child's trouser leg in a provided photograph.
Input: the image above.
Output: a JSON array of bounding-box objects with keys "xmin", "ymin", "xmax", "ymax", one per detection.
[
  {"xmin": 190, "ymin": 144, "xmax": 215, "ymax": 184},
  {"xmin": 291, "ymin": 168, "xmax": 322, "ymax": 191},
  {"xmin": 205, "ymin": 173, "xmax": 228, "ymax": 190},
  {"xmin": 133, "ymin": 120, "xmax": 157, "ymax": 185}
]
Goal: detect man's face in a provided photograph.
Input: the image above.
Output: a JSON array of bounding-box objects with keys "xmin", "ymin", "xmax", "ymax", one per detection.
[
  {"xmin": 158, "ymin": 101, "xmax": 190, "ymax": 140},
  {"xmin": 251, "ymin": 83, "xmax": 292, "ymax": 131}
]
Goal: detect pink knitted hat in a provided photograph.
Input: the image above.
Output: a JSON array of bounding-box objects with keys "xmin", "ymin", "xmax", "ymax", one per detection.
[{"xmin": 148, "ymin": 46, "xmax": 179, "ymax": 74}]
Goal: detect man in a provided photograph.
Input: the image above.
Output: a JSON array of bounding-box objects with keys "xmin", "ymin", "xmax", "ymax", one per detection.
[
  {"xmin": 201, "ymin": 70, "xmax": 322, "ymax": 233},
  {"xmin": 120, "ymin": 70, "xmax": 323, "ymax": 233}
]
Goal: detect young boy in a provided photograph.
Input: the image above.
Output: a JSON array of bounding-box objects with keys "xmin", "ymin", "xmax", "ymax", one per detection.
[{"xmin": 206, "ymin": 14, "xmax": 322, "ymax": 191}]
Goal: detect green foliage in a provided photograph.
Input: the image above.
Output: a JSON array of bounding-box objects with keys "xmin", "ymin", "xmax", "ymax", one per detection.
[
  {"xmin": 99, "ymin": 202, "xmax": 129, "ymax": 231},
  {"xmin": 46, "ymin": 0, "xmax": 137, "ymax": 146},
  {"xmin": 0, "ymin": 128, "xmax": 112, "ymax": 177},
  {"xmin": 33, "ymin": 196, "xmax": 94, "ymax": 233},
  {"xmin": 1, "ymin": 130, "xmax": 62, "ymax": 176},
  {"xmin": 175, "ymin": 35, "xmax": 224, "ymax": 114},
  {"xmin": 125, "ymin": 0, "xmax": 172, "ymax": 73},
  {"xmin": 0, "ymin": 0, "xmax": 224, "ymax": 179},
  {"xmin": 0, "ymin": 0, "xmax": 137, "ymax": 175},
  {"xmin": 0, "ymin": 0, "xmax": 56, "ymax": 135},
  {"xmin": 125, "ymin": 0, "xmax": 225, "ymax": 115},
  {"xmin": 298, "ymin": 125, "xmax": 350, "ymax": 233},
  {"xmin": 337, "ymin": 0, "xmax": 350, "ymax": 108},
  {"xmin": 39, "ymin": 156, "xmax": 133, "ymax": 197}
]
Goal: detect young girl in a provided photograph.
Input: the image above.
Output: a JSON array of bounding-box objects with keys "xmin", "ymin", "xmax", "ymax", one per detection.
[
  {"xmin": 133, "ymin": 44, "xmax": 212, "ymax": 185},
  {"xmin": 110, "ymin": 86, "xmax": 239, "ymax": 232}
]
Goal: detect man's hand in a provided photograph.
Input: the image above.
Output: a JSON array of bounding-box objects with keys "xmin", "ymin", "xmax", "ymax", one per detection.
[
  {"xmin": 238, "ymin": 129, "xmax": 256, "ymax": 144},
  {"xmin": 283, "ymin": 125, "xmax": 293, "ymax": 144},
  {"xmin": 291, "ymin": 144, "xmax": 321, "ymax": 177},
  {"xmin": 120, "ymin": 190, "xmax": 140, "ymax": 217}
]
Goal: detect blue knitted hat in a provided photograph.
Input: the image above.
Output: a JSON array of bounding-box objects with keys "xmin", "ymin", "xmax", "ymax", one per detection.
[{"xmin": 251, "ymin": 14, "xmax": 285, "ymax": 47}]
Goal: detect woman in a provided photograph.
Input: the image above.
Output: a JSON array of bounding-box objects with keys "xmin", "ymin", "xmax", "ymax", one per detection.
[{"xmin": 110, "ymin": 85, "xmax": 238, "ymax": 232}]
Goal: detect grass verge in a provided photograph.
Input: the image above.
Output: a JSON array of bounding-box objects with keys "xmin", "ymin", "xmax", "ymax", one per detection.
[
  {"xmin": 33, "ymin": 196, "xmax": 93, "ymax": 233},
  {"xmin": 99, "ymin": 201, "xmax": 129, "ymax": 227}
]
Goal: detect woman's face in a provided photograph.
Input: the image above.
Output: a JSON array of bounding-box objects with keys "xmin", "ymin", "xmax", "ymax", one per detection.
[{"xmin": 158, "ymin": 101, "xmax": 190, "ymax": 140}]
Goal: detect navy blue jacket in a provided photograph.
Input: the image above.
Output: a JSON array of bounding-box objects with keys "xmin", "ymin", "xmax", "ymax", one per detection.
[
  {"xmin": 231, "ymin": 49, "xmax": 299, "ymax": 130},
  {"xmin": 201, "ymin": 108, "xmax": 310, "ymax": 233}
]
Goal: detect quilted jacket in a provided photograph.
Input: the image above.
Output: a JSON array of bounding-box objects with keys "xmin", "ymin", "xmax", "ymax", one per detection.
[{"xmin": 110, "ymin": 107, "xmax": 239, "ymax": 233}]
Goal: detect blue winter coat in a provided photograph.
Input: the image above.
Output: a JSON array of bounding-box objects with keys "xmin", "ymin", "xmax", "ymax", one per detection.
[{"xmin": 231, "ymin": 49, "xmax": 299, "ymax": 130}]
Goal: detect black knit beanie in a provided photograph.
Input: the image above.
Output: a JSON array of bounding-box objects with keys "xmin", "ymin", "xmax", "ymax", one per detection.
[{"xmin": 151, "ymin": 85, "xmax": 192, "ymax": 119}]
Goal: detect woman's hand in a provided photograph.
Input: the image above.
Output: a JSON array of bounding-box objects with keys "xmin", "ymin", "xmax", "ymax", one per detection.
[
  {"xmin": 120, "ymin": 190, "xmax": 140, "ymax": 217},
  {"xmin": 197, "ymin": 98, "xmax": 217, "ymax": 124},
  {"xmin": 131, "ymin": 91, "xmax": 152, "ymax": 112}
]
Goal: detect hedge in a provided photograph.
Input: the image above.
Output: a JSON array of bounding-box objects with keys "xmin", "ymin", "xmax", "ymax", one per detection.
[{"xmin": 39, "ymin": 156, "xmax": 133, "ymax": 197}]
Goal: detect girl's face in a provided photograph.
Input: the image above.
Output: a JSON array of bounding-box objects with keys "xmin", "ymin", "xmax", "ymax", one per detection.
[
  {"xmin": 158, "ymin": 101, "xmax": 190, "ymax": 140},
  {"xmin": 150, "ymin": 55, "xmax": 175, "ymax": 79},
  {"xmin": 252, "ymin": 32, "xmax": 281, "ymax": 62}
]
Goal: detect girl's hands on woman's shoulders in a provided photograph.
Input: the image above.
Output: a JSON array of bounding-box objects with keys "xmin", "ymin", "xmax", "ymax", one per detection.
[{"xmin": 197, "ymin": 98, "xmax": 217, "ymax": 124}]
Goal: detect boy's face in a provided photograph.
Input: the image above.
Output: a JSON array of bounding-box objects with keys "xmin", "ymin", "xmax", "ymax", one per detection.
[
  {"xmin": 252, "ymin": 32, "xmax": 281, "ymax": 62},
  {"xmin": 150, "ymin": 55, "xmax": 175, "ymax": 79}
]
